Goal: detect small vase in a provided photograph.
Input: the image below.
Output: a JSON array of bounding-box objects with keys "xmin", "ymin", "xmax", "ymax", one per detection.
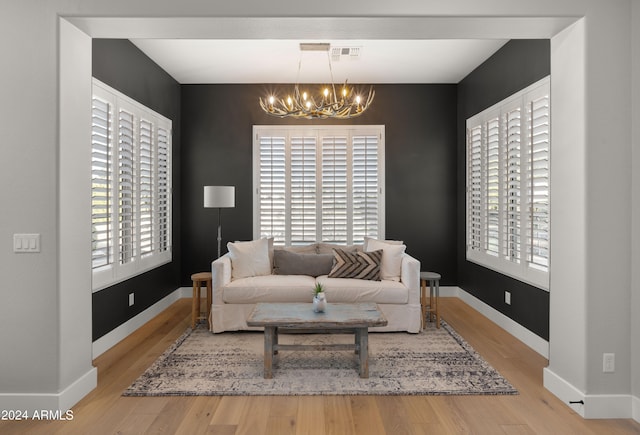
[{"xmin": 313, "ymin": 292, "xmax": 327, "ymax": 313}]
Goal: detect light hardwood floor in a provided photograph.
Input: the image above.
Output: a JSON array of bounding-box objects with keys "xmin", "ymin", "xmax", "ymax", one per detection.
[{"xmin": 2, "ymin": 298, "xmax": 639, "ymax": 434}]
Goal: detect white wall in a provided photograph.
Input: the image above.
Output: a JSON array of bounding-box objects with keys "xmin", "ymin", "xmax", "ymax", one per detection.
[
  {"xmin": 632, "ymin": 0, "xmax": 640, "ymax": 420},
  {"xmin": 547, "ymin": 18, "xmax": 588, "ymax": 395},
  {"xmin": 0, "ymin": 2, "xmax": 69, "ymax": 405},
  {"xmin": 584, "ymin": 3, "xmax": 632, "ymax": 397},
  {"xmin": 0, "ymin": 0, "xmax": 636, "ymax": 418},
  {"xmin": 543, "ymin": 5, "xmax": 633, "ymax": 418}
]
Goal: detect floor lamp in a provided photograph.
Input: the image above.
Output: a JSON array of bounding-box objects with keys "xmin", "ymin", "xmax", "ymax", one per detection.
[{"xmin": 203, "ymin": 186, "xmax": 235, "ymax": 258}]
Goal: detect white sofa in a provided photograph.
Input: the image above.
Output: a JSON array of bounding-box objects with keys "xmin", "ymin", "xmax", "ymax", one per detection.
[{"xmin": 210, "ymin": 242, "xmax": 422, "ymax": 333}]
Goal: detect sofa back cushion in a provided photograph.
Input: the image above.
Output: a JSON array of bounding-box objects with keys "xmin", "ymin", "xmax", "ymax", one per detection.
[
  {"xmin": 273, "ymin": 250, "xmax": 334, "ymax": 277},
  {"xmin": 316, "ymin": 242, "xmax": 361, "ymax": 255}
]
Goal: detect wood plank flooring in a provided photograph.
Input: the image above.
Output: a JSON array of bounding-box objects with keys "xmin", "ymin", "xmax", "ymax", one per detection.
[{"xmin": 2, "ymin": 297, "xmax": 639, "ymax": 434}]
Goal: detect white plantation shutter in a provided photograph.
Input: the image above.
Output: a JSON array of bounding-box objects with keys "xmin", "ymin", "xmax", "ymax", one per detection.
[
  {"xmin": 321, "ymin": 136, "xmax": 348, "ymax": 243},
  {"xmin": 352, "ymin": 134, "xmax": 380, "ymax": 244},
  {"xmin": 92, "ymin": 79, "xmax": 172, "ymax": 291},
  {"xmin": 258, "ymin": 136, "xmax": 287, "ymax": 245},
  {"xmin": 157, "ymin": 126, "xmax": 170, "ymax": 252},
  {"xmin": 254, "ymin": 126, "xmax": 384, "ymax": 246},
  {"xmin": 503, "ymin": 107, "xmax": 521, "ymax": 263},
  {"xmin": 527, "ymin": 94, "xmax": 550, "ymax": 271},
  {"xmin": 139, "ymin": 118, "xmax": 154, "ymax": 256},
  {"xmin": 290, "ymin": 136, "xmax": 317, "ymax": 245},
  {"xmin": 466, "ymin": 76, "xmax": 549, "ymax": 290},
  {"xmin": 118, "ymin": 108, "xmax": 136, "ymax": 265},
  {"xmin": 485, "ymin": 117, "xmax": 500, "ymax": 256},
  {"xmin": 467, "ymin": 125, "xmax": 482, "ymax": 251},
  {"xmin": 91, "ymin": 96, "xmax": 113, "ymax": 269}
]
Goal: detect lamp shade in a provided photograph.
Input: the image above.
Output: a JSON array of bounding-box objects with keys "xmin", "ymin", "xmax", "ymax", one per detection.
[{"xmin": 204, "ymin": 186, "xmax": 235, "ymax": 208}]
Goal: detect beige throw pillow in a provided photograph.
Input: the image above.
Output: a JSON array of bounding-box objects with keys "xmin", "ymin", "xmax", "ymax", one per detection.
[
  {"xmin": 365, "ymin": 238, "xmax": 406, "ymax": 281},
  {"xmin": 227, "ymin": 238, "xmax": 271, "ymax": 280}
]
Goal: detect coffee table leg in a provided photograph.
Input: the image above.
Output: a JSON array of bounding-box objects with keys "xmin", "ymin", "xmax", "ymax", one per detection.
[
  {"xmin": 273, "ymin": 326, "xmax": 279, "ymax": 355},
  {"xmin": 357, "ymin": 328, "xmax": 369, "ymax": 378},
  {"xmin": 264, "ymin": 326, "xmax": 274, "ymax": 379}
]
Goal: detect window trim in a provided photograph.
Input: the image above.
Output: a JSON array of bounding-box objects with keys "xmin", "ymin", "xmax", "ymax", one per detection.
[
  {"xmin": 253, "ymin": 125, "xmax": 385, "ymax": 246},
  {"xmin": 91, "ymin": 79, "xmax": 172, "ymax": 292},
  {"xmin": 466, "ymin": 76, "xmax": 550, "ymax": 291}
]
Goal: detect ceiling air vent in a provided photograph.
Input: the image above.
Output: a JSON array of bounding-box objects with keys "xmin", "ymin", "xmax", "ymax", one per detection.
[{"xmin": 331, "ymin": 46, "xmax": 361, "ymax": 61}]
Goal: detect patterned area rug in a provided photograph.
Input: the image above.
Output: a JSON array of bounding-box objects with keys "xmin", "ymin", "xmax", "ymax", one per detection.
[{"xmin": 124, "ymin": 321, "xmax": 517, "ymax": 396}]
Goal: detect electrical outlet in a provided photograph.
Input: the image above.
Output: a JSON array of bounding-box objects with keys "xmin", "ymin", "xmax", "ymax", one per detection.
[
  {"xmin": 603, "ymin": 353, "xmax": 615, "ymax": 373},
  {"xmin": 128, "ymin": 293, "xmax": 135, "ymax": 307},
  {"xmin": 505, "ymin": 291, "xmax": 511, "ymax": 305}
]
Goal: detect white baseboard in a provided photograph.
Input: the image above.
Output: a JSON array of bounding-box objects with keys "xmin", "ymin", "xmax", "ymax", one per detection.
[
  {"xmin": 543, "ymin": 367, "xmax": 587, "ymax": 417},
  {"xmin": 438, "ymin": 285, "xmax": 460, "ymax": 298},
  {"xmin": 583, "ymin": 394, "xmax": 635, "ymax": 419},
  {"xmin": 543, "ymin": 368, "xmax": 638, "ymax": 421},
  {"xmin": 0, "ymin": 366, "xmax": 97, "ymax": 415},
  {"xmin": 92, "ymin": 287, "xmax": 190, "ymax": 358},
  {"xmin": 452, "ymin": 287, "xmax": 550, "ymax": 358}
]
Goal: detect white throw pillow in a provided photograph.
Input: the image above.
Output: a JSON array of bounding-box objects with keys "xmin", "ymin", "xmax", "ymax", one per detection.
[
  {"xmin": 365, "ymin": 238, "xmax": 406, "ymax": 282},
  {"xmin": 363, "ymin": 236, "xmax": 403, "ymax": 251},
  {"xmin": 227, "ymin": 238, "xmax": 272, "ymax": 280}
]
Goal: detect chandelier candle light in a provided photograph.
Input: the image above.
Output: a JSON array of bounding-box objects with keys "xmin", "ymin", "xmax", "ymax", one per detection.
[{"xmin": 259, "ymin": 43, "xmax": 375, "ymax": 119}]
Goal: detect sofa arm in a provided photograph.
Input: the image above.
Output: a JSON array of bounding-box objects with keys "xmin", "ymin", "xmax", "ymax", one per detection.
[
  {"xmin": 401, "ymin": 253, "xmax": 421, "ymax": 305},
  {"xmin": 211, "ymin": 254, "xmax": 232, "ymax": 305}
]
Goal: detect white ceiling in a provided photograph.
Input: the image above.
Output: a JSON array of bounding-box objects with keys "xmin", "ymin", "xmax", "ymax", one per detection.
[{"xmin": 130, "ymin": 39, "xmax": 509, "ymax": 84}]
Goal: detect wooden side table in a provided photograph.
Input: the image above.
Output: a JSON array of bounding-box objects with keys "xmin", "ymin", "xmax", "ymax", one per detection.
[
  {"xmin": 420, "ymin": 271, "xmax": 441, "ymax": 329},
  {"xmin": 191, "ymin": 272, "xmax": 212, "ymax": 329}
]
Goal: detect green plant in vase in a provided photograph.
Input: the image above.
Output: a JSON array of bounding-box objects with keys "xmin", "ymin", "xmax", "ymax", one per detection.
[
  {"xmin": 313, "ymin": 282, "xmax": 325, "ymax": 296},
  {"xmin": 312, "ymin": 283, "xmax": 327, "ymax": 312}
]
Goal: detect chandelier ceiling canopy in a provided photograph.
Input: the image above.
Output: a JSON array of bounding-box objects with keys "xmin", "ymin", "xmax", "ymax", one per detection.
[{"xmin": 259, "ymin": 43, "xmax": 375, "ymax": 120}]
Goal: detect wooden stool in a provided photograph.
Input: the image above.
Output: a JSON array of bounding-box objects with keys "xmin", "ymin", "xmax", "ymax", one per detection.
[
  {"xmin": 191, "ymin": 272, "xmax": 212, "ymax": 329},
  {"xmin": 420, "ymin": 271, "xmax": 441, "ymax": 329}
]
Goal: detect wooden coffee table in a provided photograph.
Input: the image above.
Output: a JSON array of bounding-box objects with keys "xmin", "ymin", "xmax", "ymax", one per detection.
[{"xmin": 246, "ymin": 302, "xmax": 388, "ymax": 379}]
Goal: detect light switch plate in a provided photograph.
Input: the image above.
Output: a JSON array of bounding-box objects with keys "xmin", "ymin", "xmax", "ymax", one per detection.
[{"xmin": 13, "ymin": 234, "xmax": 41, "ymax": 253}]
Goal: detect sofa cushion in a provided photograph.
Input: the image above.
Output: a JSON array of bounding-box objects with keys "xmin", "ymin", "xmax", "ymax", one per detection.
[
  {"xmin": 364, "ymin": 236, "xmax": 403, "ymax": 250},
  {"xmin": 317, "ymin": 242, "xmax": 361, "ymax": 255},
  {"xmin": 223, "ymin": 275, "xmax": 317, "ymax": 303},
  {"xmin": 328, "ymin": 249, "xmax": 382, "ymax": 281},
  {"xmin": 365, "ymin": 238, "xmax": 406, "ymax": 282},
  {"xmin": 278, "ymin": 244, "xmax": 318, "ymax": 254},
  {"xmin": 227, "ymin": 238, "xmax": 271, "ymax": 280},
  {"xmin": 316, "ymin": 276, "xmax": 409, "ymax": 304},
  {"xmin": 273, "ymin": 250, "xmax": 334, "ymax": 277}
]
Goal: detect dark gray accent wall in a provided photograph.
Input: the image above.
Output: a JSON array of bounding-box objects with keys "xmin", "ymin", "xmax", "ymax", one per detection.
[
  {"xmin": 180, "ymin": 84, "xmax": 458, "ymax": 287},
  {"xmin": 457, "ymin": 39, "xmax": 551, "ymax": 340},
  {"xmin": 92, "ymin": 39, "xmax": 182, "ymax": 340}
]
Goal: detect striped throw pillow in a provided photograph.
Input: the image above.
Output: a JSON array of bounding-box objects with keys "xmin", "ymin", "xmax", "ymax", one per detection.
[{"xmin": 328, "ymin": 249, "xmax": 382, "ymax": 281}]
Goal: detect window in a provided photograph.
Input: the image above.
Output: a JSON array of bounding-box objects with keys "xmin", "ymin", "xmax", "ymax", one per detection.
[
  {"xmin": 466, "ymin": 77, "xmax": 549, "ymax": 290},
  {"xmin": 254, "ymin": 125, "xmax": 385, "ymax": 246},
  {"xmin": 91, "ymin": 79, "xmax": 172, "ymax": 291}
]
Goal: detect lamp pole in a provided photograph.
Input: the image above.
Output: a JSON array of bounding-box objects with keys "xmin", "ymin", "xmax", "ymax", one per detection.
[{"xmin": 216, "ymin": 207, "xmax": 222, "ymax": 259}]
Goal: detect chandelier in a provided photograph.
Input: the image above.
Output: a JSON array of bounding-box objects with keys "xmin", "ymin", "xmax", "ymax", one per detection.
[{"xmin": 259, "ymin": 43, "xmax": 375, "ymax": 120}]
